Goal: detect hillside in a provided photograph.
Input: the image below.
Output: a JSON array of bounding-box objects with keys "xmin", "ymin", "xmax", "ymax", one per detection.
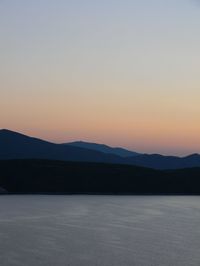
[
  {"xmin": 0, "ymin": 129, "xmax": 125, "ymax": 164},
  {"xmin": 66, "ymin": 141, "xmax": 140, "ymax": 157},
  {"xmin": 1, "ymin": 129, "xmax": 200, "ymax": 169},
  {"xmin": 1, "ymin": 159, "xmax": 200, "ymax": 194}
]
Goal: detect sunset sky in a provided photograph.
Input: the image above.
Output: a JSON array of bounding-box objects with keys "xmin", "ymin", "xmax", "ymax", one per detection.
[{"xmin": 1, "ymin": 0, "xmax": 200, "ymax": 155}]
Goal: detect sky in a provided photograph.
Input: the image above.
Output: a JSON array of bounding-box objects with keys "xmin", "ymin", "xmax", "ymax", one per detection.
[{"xmin": 0, "ymin": 0, "xmax": 200, "ymax": 155}]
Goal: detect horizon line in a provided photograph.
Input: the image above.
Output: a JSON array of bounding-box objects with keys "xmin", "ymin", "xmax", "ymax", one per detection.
[{"xmin": 1, "ymin": 128, "xmax": 199, "ymax": 158}]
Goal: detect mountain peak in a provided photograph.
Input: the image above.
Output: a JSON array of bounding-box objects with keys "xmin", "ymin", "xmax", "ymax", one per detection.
[
  {"xmin": 65, "ymin": 141, "xmax": 140, "ymax": 157},
  {"xmin": 0, "ymin": 128, "xmax": 12, "ymax": 132},
  {"xmin": 185, "ymin": 153, "xmax": 200, "ymax": 158},
  {"xmin": 1, "ymin": 129, "xmax": 24, "ymax": 134}
]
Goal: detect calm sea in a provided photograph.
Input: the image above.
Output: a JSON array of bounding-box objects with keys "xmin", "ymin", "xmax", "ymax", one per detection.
[{"xmin": 0, "ymin": 195, "xmax": 200, "ymax": 266}]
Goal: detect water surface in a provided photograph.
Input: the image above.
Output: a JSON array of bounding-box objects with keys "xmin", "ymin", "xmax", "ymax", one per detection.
[{"xmin": 0, "ymin": 195, "xmax": 200, "ymax": 266}]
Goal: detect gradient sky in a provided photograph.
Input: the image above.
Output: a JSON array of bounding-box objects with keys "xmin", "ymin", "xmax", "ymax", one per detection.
[{"xmin": 1, "ymin": 0, "xmax": 200, "ymax": 155}]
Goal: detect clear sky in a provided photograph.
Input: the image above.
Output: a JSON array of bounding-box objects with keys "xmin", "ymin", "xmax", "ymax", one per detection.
[{"xmin": 1, "ymin": 0, "xmax": 200, "ymax": 155}]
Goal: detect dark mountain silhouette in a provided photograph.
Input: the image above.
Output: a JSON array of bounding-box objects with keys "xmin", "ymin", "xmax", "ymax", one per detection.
[
  {"xmin": 0, "ymin": 129, "xmax": 125, "ymax": 164},
  {"xmin": 126, "ymin": 153, "xmax": 200, "ymax": 170},
  {"xmin": 1, "ymin": 129, "xmax": 200, "ymax": 169},
  {"xmin": 1, "ymin": 159, "xmax": 200, "ymax": 195},
  {"xmin": 65, "ymin": 141, "xmax": 140, "ymax": 157}
]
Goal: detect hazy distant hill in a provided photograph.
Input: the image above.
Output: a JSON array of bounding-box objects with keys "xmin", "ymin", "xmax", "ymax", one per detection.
[
  {"xmin": 127, "ymin": 153, "xmax": 200, "ymax": 170},
  {"xmin": 1, "ymin": 129, "xmax": 200, "ymax": 169},
  {"xmin": 1, "ymin": 159, "xmax": 200, "ymax": 195},
  {"xmin": 65, "ymin": 141, "xmax": 140, "ymax": 157}
]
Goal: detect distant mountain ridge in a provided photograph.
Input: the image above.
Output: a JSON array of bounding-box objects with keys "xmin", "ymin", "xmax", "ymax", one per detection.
[
  {"xmin": 65, "ymin": 141, "xmax": 140, "ymax": 157},
  {"xmin": 127, "ymin": 153, "xmax": 200, "ymax": 170},
  {"xmin": 1, "ymin": 129, "xmax": 200, "ymax": 169}
]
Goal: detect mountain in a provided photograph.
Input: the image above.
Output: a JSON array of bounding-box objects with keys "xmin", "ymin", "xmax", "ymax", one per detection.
[
  {"xmin": 1, "ymin": 129, "xmax": 200, "ymax": 169},
  {"xmin": 127, "ymin": 153, "xmax": 200, "ymax": 170},
  {"xmin": 0, "ymin": 129, "xmax": 125, "ymax": 164},
  {"xmin": 1, "ymin": 159, "xmax": 200, "ymax": 194},
  {"xmin": 65, "ymin": 141, "xmax": 140, "ymax": 157}
]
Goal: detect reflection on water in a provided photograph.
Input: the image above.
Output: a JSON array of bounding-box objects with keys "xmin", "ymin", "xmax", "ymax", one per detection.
[{"xmin": 0, "ymin": 195, "xmax": 200, "ymax": 266}]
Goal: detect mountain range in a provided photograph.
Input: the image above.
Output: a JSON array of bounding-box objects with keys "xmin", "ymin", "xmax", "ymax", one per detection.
[{"xmin": 1, "ymin": 129, "xmax": 200, "ymax": 169}]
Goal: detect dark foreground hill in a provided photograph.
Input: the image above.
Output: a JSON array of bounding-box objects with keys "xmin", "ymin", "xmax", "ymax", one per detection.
[{"xmin": 1, "ymin": 159, "xmax": 200, "ymax": 195}]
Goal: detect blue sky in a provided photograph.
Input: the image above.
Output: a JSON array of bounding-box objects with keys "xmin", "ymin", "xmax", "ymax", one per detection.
[{"xmin": 0, "ymin": 0, "xmax": 200, "ymax": 155}]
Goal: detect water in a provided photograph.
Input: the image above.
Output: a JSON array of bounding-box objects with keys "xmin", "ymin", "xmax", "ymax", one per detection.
[{"xmin": 0, "ymin": 196, "xmax": 200, "ymax": 266}]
